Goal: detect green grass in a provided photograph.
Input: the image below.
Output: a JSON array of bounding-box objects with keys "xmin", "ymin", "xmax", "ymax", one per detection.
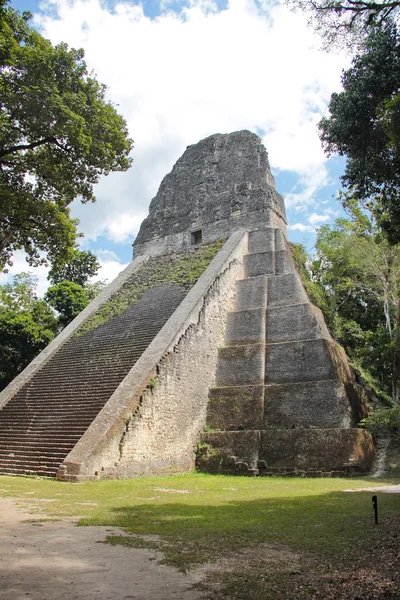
[{"xmin": 0, "ymin": 472, "xmax": 398, "ymax": 571}]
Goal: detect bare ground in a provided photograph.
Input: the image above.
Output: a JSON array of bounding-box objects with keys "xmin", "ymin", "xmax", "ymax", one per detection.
[
  {"xmin": 0, "ymin": 497, "xmax": 204, "ymax": 600},
  {"xmin": 1, "ymin": 487, "xmax": 400, "ymax": 600}
]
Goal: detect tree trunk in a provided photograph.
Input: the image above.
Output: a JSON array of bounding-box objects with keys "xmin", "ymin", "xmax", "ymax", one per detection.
[{"xmin": 392, "ymin": 297, "xmax": 400, "ymax": 406}]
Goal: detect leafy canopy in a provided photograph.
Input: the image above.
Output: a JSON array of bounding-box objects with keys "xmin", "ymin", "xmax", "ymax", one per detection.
[
  {"xmin": 0, "ymin": 0, "xmax": 133, "ymax": 271},
  {"xmin": 318, "ymin": 22, "xmax": 400, "ymax": 243},
  {"xmin": 48, "ymin": 249, "xmax": 101, "ymax": 287},
  {"xmin": 0, "ymin": 273, "xmax": 58, "ymax": 390},
  {"xmin": 309, "ymin": 209, "xmax": 400, "ymax": 406},
  {"xmin": 286, "ymin": 0, "xmax": 400, "ymax": 48}
]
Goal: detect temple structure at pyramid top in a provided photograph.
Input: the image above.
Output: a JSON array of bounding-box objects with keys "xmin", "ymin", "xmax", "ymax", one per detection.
[{"xmin": 134, "ymin": 130, "xmax": 287, "ymax": 257}]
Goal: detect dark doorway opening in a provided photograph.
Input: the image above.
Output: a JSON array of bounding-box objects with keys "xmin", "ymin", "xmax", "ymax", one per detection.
[{"xmin": 191, "ymin": 230, "xmax": 203, "ymax": 245}]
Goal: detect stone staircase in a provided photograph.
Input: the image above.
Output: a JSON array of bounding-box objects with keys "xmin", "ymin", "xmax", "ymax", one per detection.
[
  {"xmin": 197, "ymin": 228, "xmax": 375, "ymax": 476},
  {"xmin": 0, "ymin": 284, "xmax": 186, "ymax": 477}
]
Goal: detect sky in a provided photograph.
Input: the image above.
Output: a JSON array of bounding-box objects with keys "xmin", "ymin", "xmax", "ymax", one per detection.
[{"xmin": 2, "ymin": 0, "xmax": 352, "ymax": 296}]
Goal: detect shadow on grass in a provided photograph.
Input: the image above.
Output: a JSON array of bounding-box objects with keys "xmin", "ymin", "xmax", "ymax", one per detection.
[{"xmin": 78, "ymin": 490, "xmax": 400, "ymax": 568}]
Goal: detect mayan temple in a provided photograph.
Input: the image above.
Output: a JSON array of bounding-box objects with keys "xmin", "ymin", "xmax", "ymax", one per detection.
[{"xmin": 0, "ymin": 130, "xmax": 375, "ymax": 479}]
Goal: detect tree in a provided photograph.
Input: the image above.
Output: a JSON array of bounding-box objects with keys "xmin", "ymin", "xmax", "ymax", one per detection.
[
  {"xmin": 286, "ymin": 0, "xmax": 400, "ymax": 48},
  {"xmin": 0, "ymin": 273, "xmax": 58, "ymax": 390},
  {"xmin": 0, "ymin": 1, "xmax": 133, "ymax": 271},
  {"xmin": 311, "ymin": 215, "xmax": 400, "ymax": 406},
  {"xmin": 318, "ymin": 23, "xmax": 400, "ymax": 244},
  {"xmin": 45, "ymin": 280, "xmax": 91, "ymax": 327},
  {"xmin": 48, "ymin": 249, "xmax": 101, "ymax": 287}
]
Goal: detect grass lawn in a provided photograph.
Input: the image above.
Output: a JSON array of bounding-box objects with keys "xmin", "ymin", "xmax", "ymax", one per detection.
[{"xmin": 1, "ymin": 472, "xmax": 399, "ymax": 598}]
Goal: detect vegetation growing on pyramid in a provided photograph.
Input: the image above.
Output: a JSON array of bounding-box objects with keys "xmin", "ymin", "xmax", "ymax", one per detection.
[{"xmin": 77, "ymin": 238, "xmax": 226, "ymax": 334}]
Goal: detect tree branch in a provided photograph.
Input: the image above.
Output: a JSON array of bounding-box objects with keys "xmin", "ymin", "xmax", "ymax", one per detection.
[{"xmin": 0, "ymin": 136, "xmax": 64, "ymax": 160}]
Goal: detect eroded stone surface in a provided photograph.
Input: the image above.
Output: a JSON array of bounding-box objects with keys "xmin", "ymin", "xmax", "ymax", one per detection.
[{"xmin": 134, "ymin": 131, "xmax": 287, "ymax": 257}]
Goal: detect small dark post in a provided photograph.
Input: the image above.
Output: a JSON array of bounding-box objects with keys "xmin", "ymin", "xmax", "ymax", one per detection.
[{"xmin": 372, "ymin": 495, "xmax": 378, "ymax": 525}]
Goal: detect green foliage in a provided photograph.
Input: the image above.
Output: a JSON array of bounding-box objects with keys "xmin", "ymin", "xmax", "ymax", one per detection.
[
  {"xmin": 362, "ymin": 405, "xmax": 400, "ymax": 432},
  {"xmin": 148, "ymin": 378, "xmax": 158, "ymax": 390},
  {"xmin": 0, "ymin": 248, "xmax": 103, "ymax": 386},
  {"xmin": 0, "ymin": 1, "xmax": 133, "ymax": 271},
  {"xmin": 48, "ymin": 249, "xmax": 101, "ymax": 287},
  {"xmin": 310, "ymin": 215, "xmax": 400, "ymax": 405},
  {"xmin": 319, "ymin": 22, "xmax": 400, "ymax": 243},
  {"xmin": 0, "ymin": 273, "xmax": 58, "ymax": 389},
  {"xmin": 45, "ymin": 281, "xmax": 91, "ymax": 328},
  {"xmin": 290, "ymin": 243, "xmax": 329, "ymax": 318}
]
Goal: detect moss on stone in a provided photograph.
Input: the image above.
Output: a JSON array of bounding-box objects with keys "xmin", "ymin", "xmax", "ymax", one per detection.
[{"xmin": 76, "ymin": 238, "xmax": 226, "ymax": 335}]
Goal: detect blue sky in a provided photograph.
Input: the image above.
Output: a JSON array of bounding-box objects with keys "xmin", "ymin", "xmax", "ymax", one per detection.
[{"xmin": 2, "ymin": 0, "xmax": 352, "ymax": 295}]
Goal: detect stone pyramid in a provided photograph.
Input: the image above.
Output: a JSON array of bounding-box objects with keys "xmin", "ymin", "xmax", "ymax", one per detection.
[{"xmin": 0, "ymin": 131, "xmax": 374, "ymax": 480}]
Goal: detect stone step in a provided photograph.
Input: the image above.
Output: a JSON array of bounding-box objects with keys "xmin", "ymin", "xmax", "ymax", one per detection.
[
  {"xmin": 197, "ymin": 430, "xmax": 260, "ymax": 475},
  {"xmin": 0, "ymin": 467, "xmax": 59, "ymax": 477},
  {"xmin": 196, "ymin": 428, "xmax": 375, "ymax": 476},
  {"xmin": 0, "ymin": 455, "xmax": 64, "ymax": 465},
  {"xmin": 28, "ymin": 373, "xmax": 127, "ymax": 384},
  {"xmin": 207, "ymin": 385, "xmax": 264, "ymax": 430},
  {"xmin": 0, "ymin": 443, "xmax": 75, "ymax": 453},
  {"xmin": 0, "ymin": 426, "xmax": 92, "ymax": 435},
  {"xmin": 263, "ymin": 380, "xmax": 353, "ymax": 429},
  {"xmin": 265, "ymin": 338, "xmax": 353, "ymax": 384},
  {"xmin": 258, "ymin": 428, "xmax": 375, "ymax": 474},
  {"xmin": 215, "ymin": 344, "xmax": 265, "ymax": 386},
  {"xmin": 266, "ymin": 273, "xmax": 308, "ymax": 308},
  {"xmin": 266, "ymin": 303, "xmax": 330, "ymax": 343},
  {"xmin": 1, "ymin": 404, "xmax": 104, "ymax": 412},
  {"xmin": 0, "ymin": 436, "xmax": 79, "ymax": 445},
  {"xmin": 224, "ymin": 308, "xmax": 266, "ymax": 345},
  {"xmin": 2, "ymin": 405, "xmax": 104, "ymax": 413},
  {"xmin": 234, "ymin": 276, "xmax": 268, "ymax": 311},
  {"xmin": 248, "ymin": 229, "xmax": 275, "ymax": 254},
  {"xmin": 244, "ymin": 252, "xmax": 274, "ymax": 277},
  {"xmin": 1, "ymin": 403, "xmax": 105, "ymax": 412},
  {"xmin": 244, "ymin": 250, "xmax": 293, "ymax": 278},
  {"xmin": 11, "ymin": 394, "xmax": 109, "ymax": 402}
]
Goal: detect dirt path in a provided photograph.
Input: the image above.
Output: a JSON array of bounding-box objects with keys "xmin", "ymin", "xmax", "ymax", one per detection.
[{"xmin": 0, "ymin": 497, "xmax": 204, "ymax": 600}]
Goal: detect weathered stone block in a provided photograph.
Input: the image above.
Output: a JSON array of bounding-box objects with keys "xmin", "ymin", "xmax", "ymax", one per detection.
[
  {"xmin": 267, "ymin": 273, "xmax": 308, "ymax": 308},
  {"xmin": 234, "ymin": 276, "xmax": 268, "ymax": 311},
  {"xmin": 207, "ymin": 385, "xmax": 264, "ymax": 430},
  {"xmin": 266, "ymin": 303, "xmax": 330, "ymax": 343},
  {"xmin": 265, "ymin": 339, "xmax": 353, "ymax": 384},
  {"xmin": 216, "ymin": 344, "xmax": 265, "ymax": 386},
  {"xmin": 197, "ymin": 430, "xmax": 261, "ymax": 474},
  {"xmin": 248, "ymin": 229, "xmax": 275, "ymax": 253},
  {"xmin": 263, "ymin": 380, "xmax": 352, "ymax": 429},
  {"xmin": 275, "ymin": 250, "xmax": 294, "ymax": 275},
  {"xmin": 274, "ymin": 228, "xmax": 286, "ymax": 251},
  {"xmin": 225, "ymin": 308, "xmax": 266, "ymax": 345},
  {"xmin": 244, "ymin": 252, "xmax": 275, "ymax": 277},
  {"xmin": 259, "ymin": 429, "xmax": 375, "ymax": 473}
]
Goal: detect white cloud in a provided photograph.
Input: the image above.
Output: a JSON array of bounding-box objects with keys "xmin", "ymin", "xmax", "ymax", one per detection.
[
  {"xmin": 105, "ymin": 212, "xmax": 148, "ymax": 244},
  {"xmin": 92, "ymin": 259, "xmax": 129, "ymax": 285},
  {"xmin": 0, "ymin": 250, "xmax": 128, "ymax": 297},
  {"xmin": 288, "ymin": 223, "xmax": 315, "ymax": 233},
  {"xmin": 308, "ymin": 212, "xmax": 331, "ymax": 225},
  {"xmin": 285, "ymin": 165, "xmax": 330, "ymax": 209},
  {"xmin": 95, "ymin": 249, "xmax": 120, "ymax": 262},
  {"xmin": 0, "ymin": 252, "xmax": 51, "ymax": 298},
  {"xmin": 33, "ymin": 0, "xmax": 349, "ymax": 246}
]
